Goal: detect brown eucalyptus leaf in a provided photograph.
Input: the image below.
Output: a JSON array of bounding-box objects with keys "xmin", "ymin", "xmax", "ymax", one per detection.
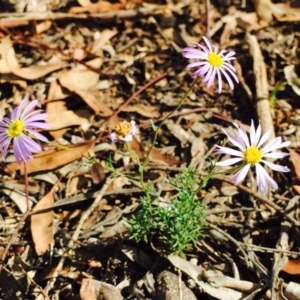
[{"xmin": 31, "ymin": 185, "xmax": 56, "ymax": 255}]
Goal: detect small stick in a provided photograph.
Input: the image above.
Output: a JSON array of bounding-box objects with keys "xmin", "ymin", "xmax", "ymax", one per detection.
[
  {"xmin": 220, "ymin": 178, "xmax": 299, "ymax": 226},
  {"xmin": 246, "ymin": 33, "xmax": 275, "ymax": 142},
  {"xmin": 205, "ymin": 0, "xmax": 211, "ymax": 39},
  {"xmin": 0, "ymin": 7, "xmax": 164, "ymax": 25},
  {"xmin": 21, "ymin": 269, "xmax": 51, "ymax": 300},
  {"xmin": 44, "ymin": 176, "xmax": 113, "ymax": 294},
  {"xmin": 0, "ymin": 163, "xmax": 31, "ymax": 274}
]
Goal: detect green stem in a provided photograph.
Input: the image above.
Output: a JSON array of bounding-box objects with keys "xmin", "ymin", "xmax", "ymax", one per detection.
[
  {"xmin": 124, "ymin": 143, "xmax": 151, "ymax": 202},
  {"xmin": 142, "ymin": 77, "xmax": 199, "ymax": 169},
  {"xmin": 137, "ymin": 77, "xmax": 199, "ymax": 202}
]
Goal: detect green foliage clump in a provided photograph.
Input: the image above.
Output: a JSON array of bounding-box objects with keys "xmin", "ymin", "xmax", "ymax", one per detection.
[{"xmin": 129, "ymin": 167, "xmax": 206, "ymax": 254}]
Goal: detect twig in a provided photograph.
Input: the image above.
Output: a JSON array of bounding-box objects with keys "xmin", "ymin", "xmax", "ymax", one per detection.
[
  {"xmin": 0, "ymin": 163, "xmax": 31, "ymax": 274},
  {"xmin": 0, "ymin": 7, "xmax": 165, "ymax": 25},
  {"xmin": 208, "ymin": 223, "xmax": 250, "ymax": 266},
  {"xmin": 21, "ymin": 269, "xmax": 51, "ymax": 300},
  {"xmin": 246, "ymin": 33, "xmax": 274, "ymax": 142},
  {"xmin": 44, "ymin": 176, "xmax": 113, "ymax": 294},
  {"xmin": 205, "ymin": 0, "xmax": 211, "ymax": 38},
  {"xmin": 98, "ymin": 72, "xmax": 167, "ymax": 142},
  {"xmin": 219, "ymin": 178, "xmax": 299, "ymax": 226}
]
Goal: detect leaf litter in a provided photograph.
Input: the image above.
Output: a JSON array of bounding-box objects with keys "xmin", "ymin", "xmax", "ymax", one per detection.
[{"xmin": 0, "ymin": 0, "xmax": 300, "ymax": 299}]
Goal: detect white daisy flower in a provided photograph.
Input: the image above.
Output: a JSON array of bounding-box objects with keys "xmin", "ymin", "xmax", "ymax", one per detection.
[
  {"xmin": 216, "ymin": 120, "xmax": 290, "ymax": 195},
  {"xmin": 182, "ymin": 36, "xmax": 238, "ymax": 93}
]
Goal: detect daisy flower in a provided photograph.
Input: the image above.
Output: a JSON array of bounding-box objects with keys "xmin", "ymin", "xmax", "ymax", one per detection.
[
  {"xmin": 182, "ymin": 36, "xmax": 239, "ymax": 93},
  {"xmin": 109, "ymin": 120, "xmax": 137, "ymax": 143},
  {"xmin": 0, "ymin": 98, "xmax": 50, "ymax": 164},
  {"xmin": 216, "ymin": 120, "xmax": 290, "ymax": 195}
]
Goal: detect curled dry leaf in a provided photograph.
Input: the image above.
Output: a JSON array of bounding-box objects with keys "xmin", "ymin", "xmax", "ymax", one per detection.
[
  {"xmin": 2, "ymin": 189, "xmax": 33, "ymax": 213},
  {"xmin": 253, "ymin": 0, "xmax": 273, "ymax": 24},
  {"xmin": 0, "ymin": 36, "xmax": 20, "ymax": 73},
  {"xmin": 284, "ymin": 65, "xmax": 300, "ymax": 96},
  {"xmin": 31, "ymin": 184, "xmax": 58, "ymax": 255},
  {"xmin": 90, "ymin": 29, "xmax": 118, "ymax": 55}
]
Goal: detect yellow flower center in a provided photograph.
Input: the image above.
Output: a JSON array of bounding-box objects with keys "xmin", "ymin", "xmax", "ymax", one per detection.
[
  {"xmin": 6, "ymin": 120, "xmax": 25, "ymax": 138},
  {"xmin": 243, "ymin": 146, "xmax": 263, "ymax": 165},
  {"xmin": 115, "ymin": 121, "xmax": 131, "ymax": 138},
  {"xmin": 208, "ymin": 53, "xmax": 223, "ymax": 68}
]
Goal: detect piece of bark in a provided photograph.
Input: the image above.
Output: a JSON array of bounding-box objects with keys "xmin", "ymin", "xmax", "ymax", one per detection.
[
  {"xmin": 0, "ymin": 0, "xmax": 70, "ymax": 12},
  {"xmin": 253, "ymin": 0, "xmax": 273, "ymax": 24},
  {"xmin": 155, "ymin": 270, "xmax": 197, "ymax": 300}
]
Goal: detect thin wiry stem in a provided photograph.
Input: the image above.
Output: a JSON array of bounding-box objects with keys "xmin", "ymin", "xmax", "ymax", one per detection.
[
  {"xmin": 0, "ymin": 161, "xmax": 31, "ymax": 274},
  {"xmin": 205, "ymin": 0, "xmax": 211, "ymax": 39}
]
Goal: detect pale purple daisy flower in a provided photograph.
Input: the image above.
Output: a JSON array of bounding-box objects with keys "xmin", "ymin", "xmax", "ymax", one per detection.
[
  {"xmin": 0, "ymin": 98, "xmax": 50, "ymax": 164},
  {"xmin": 182, "ymin": 36, "xmax": 239, "ymax": 93},
  {"xmin": 109, "ymin": 120, "xmax": 137, "ymax": 143},
  {"xmin": 216, "ymin": 120, "xmax": 290, "ymax": 195}
]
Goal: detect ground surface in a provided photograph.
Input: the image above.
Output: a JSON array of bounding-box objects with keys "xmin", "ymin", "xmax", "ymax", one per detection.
[{"xmin": 0, "ymin": 0, "xmax": 300, "ymax": 299}]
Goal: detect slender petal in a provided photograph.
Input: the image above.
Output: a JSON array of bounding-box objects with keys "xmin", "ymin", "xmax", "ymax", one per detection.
[
  {"xmin": 216, "ymin": 157, "xmax": 242, "ymax": 166},
  {"xmin": 215, "ymin": 146, "xmax": 244, "ymax": 157},
  {"xmin": 228, "ymin": 164, "xmax": 250, "ymax": 185}
]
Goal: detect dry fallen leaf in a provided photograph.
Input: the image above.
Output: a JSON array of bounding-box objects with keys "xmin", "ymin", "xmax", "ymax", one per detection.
[
  {"xmin": 59, "ymin": 58, "xmax": 113, "ymax": 114},
  {"xmin": 6, "ymin": 142, "xmax": 94, "ymax": 175},
  {"xmin": 69, "ymin": 2, "xmax": 125, "ymax": 14},
  {"xmin": 47, "ymin": 109, "xmax": 91, "ymax": 131},
  {"xmin": 2, "ymin": 189, "xmax": 33, "ymax": 213},
  {"xmin": 0, "ymin": 36, "xmax": 20, "ymax": 73},
  {"xmin": 293, "ymin": 185, "xmax": 300, "ymax": 195},
  {"xmin": 282, "ymin": 260, "xmax": 300, "ymax": 275},
  {"xmin": 90, "ymin": 29, "xmax": 117, "ymax": 55},
  {"xmin": 31, "ymin": 184, "xmax": 57, "ymax": 255},
  {"xmin": 12, "ymin": 63, "xmax": 68, "ymax": 80},
  {"xmin": 284, "ymin": 65, "xmax": 300, "ymax": 96},
  {"xmin": 254, "ymin": 0, "xmax": 273, "ymax": 24},
  {"xmin": 128, "ymin": 137, "xmax": 180, "ymax": 166},
  {"xmin": 59, "ymin": 58, "xmax": 102, "ymax": 91},
  {"xmin": 123, "ymin": 103, "xmax": 160, "ymax": 118},
  {"xmin": 75, "ymin": 89, "xmax": 113, "ymax": 115},
  {"xmin": 272, "ymin": 2, "xmax": 300, "ymax": 22},
  {"xmin": 35, "ymin": 20, "xmax": 53, "ymax": 34},
  {"xmin": 47, "ymin": 79, "xmax": 71, "ymax": 101},
  {"xmin": 288, "ymin": 148, "xmax": 300, "ymax": 178},
  {"xmin": 90, "ymin": 163, "xmax": 105, "ymax": 185},
  {"xmin": 46, "ymin": 100, "xmax": 68, "ymax": 140}
]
